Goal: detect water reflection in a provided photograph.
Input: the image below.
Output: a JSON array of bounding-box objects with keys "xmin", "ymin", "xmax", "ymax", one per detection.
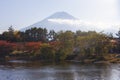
[{"xmin": 0, "ymin": 60, "xmax": 120, "ymax": 80}]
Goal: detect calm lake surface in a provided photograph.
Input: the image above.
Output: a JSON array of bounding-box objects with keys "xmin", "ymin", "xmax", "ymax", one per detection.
[{"xmin": 0, "ymin": 60, "xmax": 120, "ymax": 80}]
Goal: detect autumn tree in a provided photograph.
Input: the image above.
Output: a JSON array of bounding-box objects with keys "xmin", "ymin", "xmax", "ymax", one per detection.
[
  {"xmin": 39, "ymin": 43, "xmax": 55, "ymax": 61},
  {"xmin": 75, "ymin": 31, "xmax": 111, "ymax": 58},
  {"xmin": 0, "ymin": 26, "xmax": 17, "ymax": 42},
  {"xmin": 0, "ymin": 41, "xmax": 15, "ymax": 58},
  {"xmin": 56, "ymin": 31, "xmax": 74, "ymax": 61}
]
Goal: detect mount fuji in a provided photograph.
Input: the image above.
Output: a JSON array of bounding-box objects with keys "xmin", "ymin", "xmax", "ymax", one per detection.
[{"xmin": 20, "ymin": 12, "xmax": 117, "ymax": 33}]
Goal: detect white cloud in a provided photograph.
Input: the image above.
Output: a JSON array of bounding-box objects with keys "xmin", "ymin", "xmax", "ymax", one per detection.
[{"xmin": 48, "ymin": 18, "xmax": 120, "ymax": 34}]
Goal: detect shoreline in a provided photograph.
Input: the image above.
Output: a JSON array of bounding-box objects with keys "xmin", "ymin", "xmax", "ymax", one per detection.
[{"xmin": 1, "ymin": 58, "xmax": 120, "ymax": 64}]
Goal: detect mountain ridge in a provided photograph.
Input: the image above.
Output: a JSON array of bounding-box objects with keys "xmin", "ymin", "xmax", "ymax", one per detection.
[
  {"xmin": 20, "ymin": 11, "xmax": 117, "ymax": 33},
  {"xmin": 21, "ymin": 12, "xmax": 79, "ymax": 32}
]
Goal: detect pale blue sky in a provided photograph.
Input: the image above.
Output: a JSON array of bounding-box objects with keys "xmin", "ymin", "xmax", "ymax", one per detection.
[{"xmin": 0, "ymin": 0, "xmax": 120, "ymax": 33}]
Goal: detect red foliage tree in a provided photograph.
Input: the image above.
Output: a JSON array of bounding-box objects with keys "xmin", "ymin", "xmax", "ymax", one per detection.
[
  {"xmin": 49, "ymin": 41, "xmax": 61, "ymax": 50},
  {"xmin": 0, "ymin": 40, "xmax": 15, "ymax": 58},
  {"xmin": 25, "ymin": 42, "xmax": 42, "ymax": 53}
]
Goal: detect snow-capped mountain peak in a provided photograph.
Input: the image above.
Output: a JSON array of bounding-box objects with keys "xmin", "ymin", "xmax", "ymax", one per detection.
[
  {"xmin": 21, "ymin": 12, "xmax": 79, "ymax": 31},
  {"xmin": 20, "ymin": 11, "xmax": 119, "ymax": 34},
  {"xmin": 45, "ymin": 11, "xmax": 77, "ymax": 20}
]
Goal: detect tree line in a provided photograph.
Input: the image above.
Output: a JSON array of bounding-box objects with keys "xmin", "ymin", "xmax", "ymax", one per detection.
[{"xmin": 0, "ymin": 26, "xmax": 120, "ymax": 62}]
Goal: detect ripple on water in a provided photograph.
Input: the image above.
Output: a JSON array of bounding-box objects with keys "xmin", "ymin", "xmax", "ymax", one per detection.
[{"xmin": 0, "ymin": 62, "xmax": 120, "ymax": 80}]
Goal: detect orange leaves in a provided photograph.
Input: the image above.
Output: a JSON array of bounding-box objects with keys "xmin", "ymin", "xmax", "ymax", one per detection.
[
  {"xmin": 0, "ymin": 40, "xmax": 15, "ymax": 57},
  {"xmin": 0, "ymin": 40, "xmax": 16, "ymax": 48},
  {"xmin": 49, "ymin": 41, "xmax": 61, "ymax": 50},
  {"xmin": 0, "ymin": 40, "xmax": 61, "ymax": 58},
  {"xmin": 25, "ymin": 42, "xmax": 42, "ymax": 52}
]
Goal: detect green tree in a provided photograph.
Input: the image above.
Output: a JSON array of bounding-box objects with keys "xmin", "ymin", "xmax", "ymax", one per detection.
[
  {"xmin": 48, "ymin": 30, "xmax": 57, "ymax": 41},
  {"xmin": 75, "ymin": 31, "xmax": 111, "ymax": 58},
  {"xmin": 56, "ymin": 31, "xmax": 74, "ymax": 60},
  {"xmin": 40, "ymin": 43, "xmax": 55, "ymax": 61},
  {"xmin": 0, "ymin": 26, "xmax": 16, "ymax": 42},
  {"xmin": 24, "ymin": 27, "xmax": 48, "ymax": 42},
  {"xmin": 116, "ymin": 29, "xmax": 120, "ymax": 39},
  {"xmin": 116, "ymin": 29, "xmax": 120, "ymax": 53}
]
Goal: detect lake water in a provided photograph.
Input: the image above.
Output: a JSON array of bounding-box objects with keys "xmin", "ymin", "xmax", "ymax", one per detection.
[{"xmin": 0, "ymin": 60, "xmax": 120, "ymax": 80}]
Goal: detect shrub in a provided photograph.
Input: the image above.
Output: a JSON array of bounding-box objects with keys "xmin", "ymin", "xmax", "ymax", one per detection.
[
  {"xmin": 25, "ymin": 42, "xmax": 41, "ymax": 53},
  {"xmin": 40, "ymin": 43, "xmax": 55, "ymax": 61},
  {"xmin": 0, "ymin": 40, "xmax": 15, "ymax": 58}
]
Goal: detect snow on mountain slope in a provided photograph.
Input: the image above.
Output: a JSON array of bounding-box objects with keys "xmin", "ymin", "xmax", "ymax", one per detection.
[
  {"xmin": 45, "ymin": 12, "xmax": 77, "ymax": 20},
  {"xmin": 20, "ymin": 12, "xmax": 119, "ymax": 33}
]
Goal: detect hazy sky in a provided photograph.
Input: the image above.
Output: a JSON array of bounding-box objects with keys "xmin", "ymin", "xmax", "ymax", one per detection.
[{"xmin": 0, "ymin": 0, "xmax": 120, "ymax": 33}]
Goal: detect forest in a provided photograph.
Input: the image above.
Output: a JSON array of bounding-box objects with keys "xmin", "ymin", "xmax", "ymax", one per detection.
[{"xmin": 0, "ymin": 26, "xmax": 120, "ymax": 63}]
